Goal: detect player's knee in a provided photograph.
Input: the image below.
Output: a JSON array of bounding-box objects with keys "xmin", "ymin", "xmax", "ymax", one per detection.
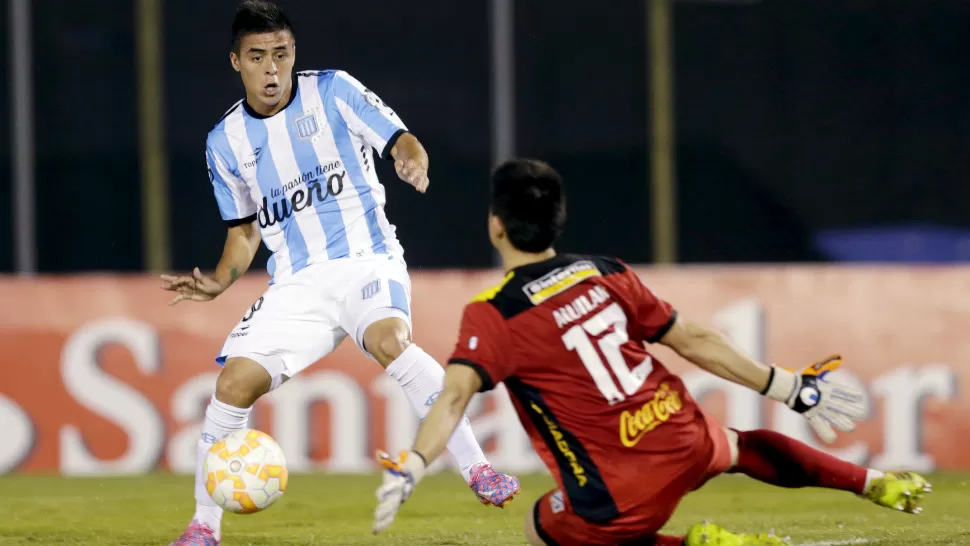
[
  {"xmin": 364, "ymin": 318, "xmax": 412, "ymax": 367},
  {"xmin": 215, "ymin": 358, "xmax": 272, "ymax": 407}
]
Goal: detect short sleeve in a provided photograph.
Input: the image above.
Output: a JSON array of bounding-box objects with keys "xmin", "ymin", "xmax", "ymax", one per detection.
[
  {"xmin": 448, "ymin": 302, "xmax": 513, "ymax": 392},
  {"xmin": 624, "ymin": 268, "xmax": 677, "ymax": 343},
  {"xmin": 331, "ymin": 71, "xmax": 408, "ymax": 160},
  {"xmin": 206, "ymin": 136, "xmax": 256, "ymax": 223}
]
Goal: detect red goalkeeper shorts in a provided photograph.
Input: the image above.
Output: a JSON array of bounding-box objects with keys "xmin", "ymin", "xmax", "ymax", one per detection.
[{"xmin": 532, "ymin": 410, "xmax": 733, "ymax": 546}]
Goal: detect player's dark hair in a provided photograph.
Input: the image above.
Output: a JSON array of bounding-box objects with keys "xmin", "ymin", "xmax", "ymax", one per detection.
[
  {"xmin": 231, "ymin": 1, "xmax": 294, "ymax": 53},
  {"xmin": 489, "ymin": 159, "xmax": 566, "ymax": 253}
]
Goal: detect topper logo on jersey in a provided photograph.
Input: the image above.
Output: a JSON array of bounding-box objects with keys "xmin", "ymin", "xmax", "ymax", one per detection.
[
  {"xmin": 242, "ymin": 148, "xmax": 263, "ymax": 170},
  {"xmin": 618, "ymin": 382, "xmax": 683, "ymax": 448},
  {"xmin": 522, "ymin": 261, "xmax": 602, "ymax": 305},
  {"xmin": 258, "ymin": 168, "xmax": 346, "ymax": 228}
]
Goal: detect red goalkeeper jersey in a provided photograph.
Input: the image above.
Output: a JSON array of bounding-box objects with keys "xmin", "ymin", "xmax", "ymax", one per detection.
[{"xmin": 448, "ymin": 254, "xmax": 711, "ymax": 523}]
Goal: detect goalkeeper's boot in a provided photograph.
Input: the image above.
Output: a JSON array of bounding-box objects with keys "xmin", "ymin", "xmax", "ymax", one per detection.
[
  {"xmin": 863, "ymin": 471, "xmax": 932, "ymax": 514},
  {"xmin": 686, "ymin": 521, "xmax": 789, "ymax": 545},
  {"xmin": 468, "ymin": 463, "xmax": 520, "ymax": 507},
  {"xmin": 169, "ymin": 520, "xmax": 220, "ymax": 546}
]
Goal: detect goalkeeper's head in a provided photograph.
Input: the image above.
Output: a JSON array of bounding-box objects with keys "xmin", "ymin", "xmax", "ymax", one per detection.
[{"xmin": 488, "ymin": 159, "xmax": 566, "ymax": 260}]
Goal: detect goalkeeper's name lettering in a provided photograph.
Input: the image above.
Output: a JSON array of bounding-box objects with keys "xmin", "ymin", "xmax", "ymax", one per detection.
[{"xmin": 553, "ymin": 285, "xmax": 611, "ymax": 329}]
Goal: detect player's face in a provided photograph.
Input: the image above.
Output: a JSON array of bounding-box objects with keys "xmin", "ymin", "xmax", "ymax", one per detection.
[{"xmin": 231, "ymin": 30, "xmax": 296, "ymax": 113}]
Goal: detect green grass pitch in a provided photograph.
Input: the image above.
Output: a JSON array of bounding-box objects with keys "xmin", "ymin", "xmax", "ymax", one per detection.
[{"xmin": 2, "ymin": 472, "xmax": 968, "ymax": 545}]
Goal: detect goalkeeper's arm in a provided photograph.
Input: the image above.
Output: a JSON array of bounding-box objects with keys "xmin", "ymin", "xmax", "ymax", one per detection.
[
  {"xmin": 657, "ymin": 316, "xmax": 775, "ymax": 394},
  {"xmin": 656, "ymin": 315, "xmax": 865, "ymax": 443}
]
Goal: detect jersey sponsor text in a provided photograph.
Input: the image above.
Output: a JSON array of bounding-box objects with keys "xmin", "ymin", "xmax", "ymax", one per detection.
[{"xmin": 618, "ymin": 382, "xmax": 683, "ymax": 448}]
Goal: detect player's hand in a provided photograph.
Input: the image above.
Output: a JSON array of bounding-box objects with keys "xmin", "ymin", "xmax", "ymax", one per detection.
[
  {"xmin": 763, "ymin": 355, "xmax": 867, "ymax": 443},
  {"xmin": 160, "ymin": 267, "xmax": 225, "ymax": 305},
  {"xmin": 395, "ymin": 158, "xmax": 430, "ymax": 193},
  {"xmin": 372, "ymin": 450, "xmax": 427, "ymax": 535}
]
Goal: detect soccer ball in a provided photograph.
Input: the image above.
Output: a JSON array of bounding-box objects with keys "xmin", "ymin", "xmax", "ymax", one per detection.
[{"xmin": 204, "ymin": 429, "xmax": 288, "ymax": 514}]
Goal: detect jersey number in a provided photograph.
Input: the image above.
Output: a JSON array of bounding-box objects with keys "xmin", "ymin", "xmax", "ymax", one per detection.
[
  {"xmin": 241, "ymin": 297, "xmax": 264, "ymax": 322},
  {"xmin": 561, "ymin": 302, "xmax": 654, "ymax": 405}
]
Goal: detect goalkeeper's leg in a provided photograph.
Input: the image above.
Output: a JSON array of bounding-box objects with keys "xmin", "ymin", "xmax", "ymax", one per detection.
[
  {"xmin": 524, "ymin": 488, "xmax": 788, "ymax": 545},
  {"xmin": 728, "ymin": 429, "xmax": 869, "ymax": 491},
  {"xmin": 728, "ymin": 429, "xmax": 931, "ymax": 513}
]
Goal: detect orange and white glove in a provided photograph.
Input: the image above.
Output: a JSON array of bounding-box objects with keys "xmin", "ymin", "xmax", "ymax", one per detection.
[
  {"xmin": 372, "ymin": 450, "xmax": 427, "ymax": 535},
  {"xmin": 763, "ymin": 355, "xmax": 868, "ymax": 443}
]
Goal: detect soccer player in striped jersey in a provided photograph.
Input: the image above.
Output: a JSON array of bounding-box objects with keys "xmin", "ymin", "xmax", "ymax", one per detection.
[{"xmin": 161, "ymin": 2, "xmax": 518, "ymax": 544}]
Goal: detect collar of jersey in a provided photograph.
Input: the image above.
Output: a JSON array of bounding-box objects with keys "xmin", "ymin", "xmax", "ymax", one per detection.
[{"xmin": 506, "ymin": 253, "xmax": 575, "ymax": 276}]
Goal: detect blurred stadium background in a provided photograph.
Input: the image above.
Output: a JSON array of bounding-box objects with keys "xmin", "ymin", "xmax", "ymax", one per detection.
[{"xmin": 2, "ymin": 1, "xmax": 970, "ymax": 544}]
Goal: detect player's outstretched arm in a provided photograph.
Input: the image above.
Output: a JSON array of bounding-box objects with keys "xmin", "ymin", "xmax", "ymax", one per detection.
[
  {"xmin": 372, "ymin": 365, "xmax": 482, "ymax": 534},
  {"xmin": 391, "ymin": 133, "xmax": 430, "ymax": 193},
  {"xmin": 659, "ymin": 316, "xmax": 771, "ymax": 391},
  {"xmin": 658, "ymin": 316, "xmax": 866, "ymax": 443},
  {"xmin": 160, "ymin": 221, "xmax": 261, "ymax": 305}
]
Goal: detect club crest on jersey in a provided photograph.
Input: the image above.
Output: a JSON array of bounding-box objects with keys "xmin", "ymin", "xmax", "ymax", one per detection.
[
  {"xmin": 295, "ymin": 112, "xmax": 320, "ymax": 141},
  {"xmin": 361, "ymin": 280, "xmax": 382, "ymax": 300},
  {"xmin": 522, "ymin": 261, "xmax": 602, "ymax": 305}
]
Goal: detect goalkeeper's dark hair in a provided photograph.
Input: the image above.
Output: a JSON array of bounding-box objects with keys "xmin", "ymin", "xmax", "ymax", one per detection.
[
  {"xmin": 231, "ymin": 0, "xmax": 294, "ymax": 53},
  {"xmin": 489, "ymin": 159, "xmax": 566, "ymax": 253}
]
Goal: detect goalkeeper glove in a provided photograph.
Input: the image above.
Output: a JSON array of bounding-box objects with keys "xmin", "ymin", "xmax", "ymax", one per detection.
[
  {"xmin": 372, "ymin": 450, "xmax": 428, "ymax": 534},
  {"xmin": 762, "ymin": 355, "xmax": 867, "ymax": 443}
]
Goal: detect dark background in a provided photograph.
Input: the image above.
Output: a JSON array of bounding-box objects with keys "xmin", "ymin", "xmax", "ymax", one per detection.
[
  {"xmin": 0, "ymin": 1, "xmax": 11, "ymax": 272},
  {"xmin": 4, "ymin": 0, "xmax": 970, "ymax": 273}
]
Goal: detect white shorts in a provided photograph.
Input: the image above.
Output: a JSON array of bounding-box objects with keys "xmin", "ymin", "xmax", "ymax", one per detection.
[{"xmin": 216, "ymin": 256, "xmax": 412, "ymax": 388}]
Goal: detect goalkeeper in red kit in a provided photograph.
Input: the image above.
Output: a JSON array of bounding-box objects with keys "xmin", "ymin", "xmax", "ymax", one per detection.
[{"xmin": 371, "ymin": 159, "xmax": 931, "ymax": 545}]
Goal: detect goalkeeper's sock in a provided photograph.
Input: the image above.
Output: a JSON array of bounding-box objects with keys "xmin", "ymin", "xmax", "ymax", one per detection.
[
  {"xmin": 191, "ymin": 396, "xmax": 252, "ymax": 537},
  {"xmin": 730, "ymin": 429, "xmax": 868, "ymax": 494},
  {"xmin": 864, "ymin": 469, "xmax": 886, "ymax": 492},
  {"xmin": 385, "ymin": 344, "xmax": 488, "ymax": 484}
]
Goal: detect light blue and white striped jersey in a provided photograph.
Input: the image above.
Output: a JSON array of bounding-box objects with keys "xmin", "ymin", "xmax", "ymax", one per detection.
[{"xmin": 205, "ymin": 70, "xmax": 407, "ymax": 282}]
